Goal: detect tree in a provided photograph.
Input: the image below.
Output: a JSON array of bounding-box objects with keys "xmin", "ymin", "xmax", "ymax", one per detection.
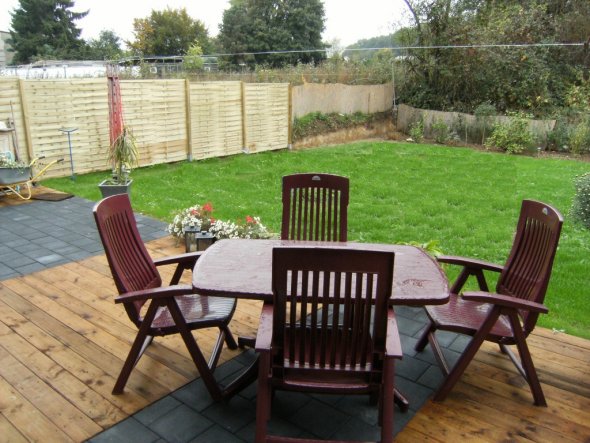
[
  {"xmin": 343, "ymin": 33, "xmax": 402, "ymax": 61},
  {"xmin": 398, "ymin": 0, "xmax": 590, "ymax": 116},
  {"xmin": 9, "ymin": 0, "xmax": 88, "ymax": 63},
  {"xmin": 86, "ymin": 30, "xmax": 123, "ymax": 60},
  {"xmin": 128, "ymin": 7, "xmax": 211, "ymax": 57},
  {"xmin": 183, "ymin": 44, "xmax": 205, "ymax": 72},
  {"xmin": 218, "ymin": 0, "xmax": 326, "ymax": 68}
]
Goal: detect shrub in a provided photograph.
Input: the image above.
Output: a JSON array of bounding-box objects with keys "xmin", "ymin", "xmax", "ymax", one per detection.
[
  {"xmin": 569, "ymin": 120, "xmax": 590, "ymax": 155},
  {"xmin": 431, "ymin": 119, "xmax": 449, "ymax": 144},
  {"xmin": 486, "ymin": 113, "xmax": 533, "ymax": 154},
  {"xmin": 571, "ymin": 172, "xmax": 590, "ymax": 229},
  {"xmin": 409, "ymin": 120, "xmax": 424, "ymax": 143},
  {"xmin": 474, "ymin": 102, "xmax": 496, "ymax": 145},
  {"xmin": 547, "ymin": 116, "xmax": 572, "ymax": 152}
]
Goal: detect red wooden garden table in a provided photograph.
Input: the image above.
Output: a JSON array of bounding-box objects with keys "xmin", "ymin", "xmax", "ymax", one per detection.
[{"xmin": 193, "ymin": 239, "xmax": 449, "ymax": 408}]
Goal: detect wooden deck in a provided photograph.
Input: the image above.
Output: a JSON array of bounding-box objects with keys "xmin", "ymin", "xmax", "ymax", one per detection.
[{"xmin": 0, "ymin": 234, "xmax": 589, "ymax": 441}]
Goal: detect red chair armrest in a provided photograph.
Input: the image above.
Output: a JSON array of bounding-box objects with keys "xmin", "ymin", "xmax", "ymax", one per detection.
[
  {"xmin": 114, "ymin": 284, "xmax": 194, "ymax": 304},
  {"xmin": 255, "ymin": 304, "xmax": 274, "ymax": 352},
  {"xmin": 437, "ymin": 255, "xmax": 504, "ymax": 273},
  {"xmin": 385, "ymin": 309, "xmax": 403, "ymax": 359},
  {"xmin": 462, "ymin": 291, "xmax": 549, "ymax": 314},
  {"xmin": 153, "ymin": 251, "xmax": 202, "ymax": 267}
]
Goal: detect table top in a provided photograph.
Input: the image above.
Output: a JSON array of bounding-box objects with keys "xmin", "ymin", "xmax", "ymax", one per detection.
[{"xmin": 193, "ymin": 239, "xmax": 449, "ymax": 306}]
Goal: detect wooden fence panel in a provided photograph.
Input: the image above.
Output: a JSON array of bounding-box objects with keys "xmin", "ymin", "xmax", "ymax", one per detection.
[
  {"xmin": 2, "ymin": 78, "xmax": 292, "ymax": 179},
  {"xmin": 189, "ymin": 81, "xmax": 243, "ymax": 160},
  {"xmin": 20, "ymin": 78, "xmax": 109, "ymax": 178},
  {"xmin": 0, "ymin": 78, "xmax": 28, "ymax": 164},
  {"xmin": 120, "ymin": 79, "xmax": 187, "ymax": 166},
  {"xmin": 243, "ymin": 83, "xmax": 289, "ymax": 153}
]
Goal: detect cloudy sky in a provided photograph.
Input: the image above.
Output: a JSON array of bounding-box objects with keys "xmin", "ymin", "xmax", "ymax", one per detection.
[{"xmin": 0, "ymin": 0, "xmax": 409, "ymax": 48}]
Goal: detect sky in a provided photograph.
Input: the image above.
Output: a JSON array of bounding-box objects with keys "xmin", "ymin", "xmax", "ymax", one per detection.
[{"xmin": 0, "ymin": 0, "xmax": 409, "ymax": 48}]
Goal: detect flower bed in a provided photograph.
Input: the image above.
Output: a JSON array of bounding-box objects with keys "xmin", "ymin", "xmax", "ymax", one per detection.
[{"xmin": 167, "ymin": 202, "xmax": 272, "ymax": 241}]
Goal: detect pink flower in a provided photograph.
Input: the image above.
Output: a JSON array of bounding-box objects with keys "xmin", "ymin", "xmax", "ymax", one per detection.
[
  {"xmin": 246, "ymin": 215, "xmax": 255, "ymax": 224},
  {"xmin": 202, "ymin": 202, "xmax": 213, "ymax": 213}
]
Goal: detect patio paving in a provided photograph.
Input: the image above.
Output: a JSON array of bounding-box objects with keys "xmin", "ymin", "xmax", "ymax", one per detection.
[
  {"xmin": 0, "ymin": 196, "xmax": 467, "ymax": 442},
  {"xmin": 86, "ymin": 303, "xmax": 462, "ymax": 443},
  {"xmin": 0, "ymin": 196, "xmax": 167, "ymax": 280}
]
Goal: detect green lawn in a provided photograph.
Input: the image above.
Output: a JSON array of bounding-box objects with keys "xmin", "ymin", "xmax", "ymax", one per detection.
[{"xmin": 43, "ymin": 141, "xmax": 590, "ymax": 339}]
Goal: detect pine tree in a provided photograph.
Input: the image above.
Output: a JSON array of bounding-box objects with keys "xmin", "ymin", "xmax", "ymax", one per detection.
[{"xmin": 9, "ymin": 0, "xmax": 88, "ymax": 64}]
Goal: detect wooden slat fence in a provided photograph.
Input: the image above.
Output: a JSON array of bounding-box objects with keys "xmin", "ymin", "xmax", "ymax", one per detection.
[
  {"xmin": 244, "ymin": 83, "xmax": 290, "ymax": 153},
  {"xmin": 1, "ymin": 78, "xmax": 291, "ymax": 178},
  {"xmin": 189, "ymin": 81, "xmax": 244, "ymax": 160},
  {"xmin": 20, "ymin": 78, "xmax": 110, "ymax": 178},
  {"xmin": 121, "ymin": 79, "xmax": 188, "ymax": 166}
]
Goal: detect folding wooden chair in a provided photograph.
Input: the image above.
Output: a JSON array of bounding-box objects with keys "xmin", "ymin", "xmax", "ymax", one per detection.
[
  {"xmin": 415, "ymin": 200, "xmax": 563, "ymax": 406},
  {"xmin": 93, "ymin": 194, "xmax": 238, "ymax": 400},
  {"xmin": 281, "ymin": 173, "xmax": 349, "ymax": 242},
  {"xmin": 255, "ymin": 247, "xmax": 402, "ymax": 442}
]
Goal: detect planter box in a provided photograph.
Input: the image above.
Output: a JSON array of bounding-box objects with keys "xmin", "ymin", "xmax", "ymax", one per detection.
[
  {"xmin": 98, "ymin": 179, "xmax": 132, "ymax": 198},
  {"xmin": 0, "ymin": 167, "xmax": 31, "ymax": 185}
]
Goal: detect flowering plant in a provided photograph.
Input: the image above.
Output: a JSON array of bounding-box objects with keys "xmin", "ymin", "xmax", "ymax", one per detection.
[
  {"xmin": 167, "ymin": 203, "xmax": 272, "ymax": 242},
  {"xmin": 167, "ymin": 202, "xmax": 214, "ymax": 241}
]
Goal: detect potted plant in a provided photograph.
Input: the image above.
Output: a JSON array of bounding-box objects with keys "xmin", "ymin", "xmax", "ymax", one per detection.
[{"xmin": 98, "ymin": 126, "xmax": 139, "ymax": 198}]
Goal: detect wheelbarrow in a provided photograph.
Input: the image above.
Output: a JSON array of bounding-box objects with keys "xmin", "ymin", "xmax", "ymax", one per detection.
[{"xmin": 0, "ymin": 156, "xmax": 64, "ymax": 200}]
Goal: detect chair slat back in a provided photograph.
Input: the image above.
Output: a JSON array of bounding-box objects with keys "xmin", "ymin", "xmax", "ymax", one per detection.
[
  {"xmin": 497, "ymin": 199, "xmax": 563, "ymax": 331},
  {"xmin": 93, "ymin": 194, "xmax": 161, "ymax": 323},
  {"xmin": 281, "ymin": 174, "xmax": 349, "ymax": 242},
  {"xmin": 271, "ymin": 247, "xmax": 394, "ymax": 375}
]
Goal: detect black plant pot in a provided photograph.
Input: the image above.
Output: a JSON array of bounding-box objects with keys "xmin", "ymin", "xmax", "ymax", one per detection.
[{"xmin": 98, "ymin": 179, "xmax": 132, "ymax": 198}]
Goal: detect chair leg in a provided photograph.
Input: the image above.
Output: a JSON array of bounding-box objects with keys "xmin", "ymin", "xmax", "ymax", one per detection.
[
  {"xmin": 166, "ymin": 298, "xmax": 223, "ymax": 401},
  {"xmin": 380, "ymin": 358, "xmax": 395, "ymax": 443},
  {"xmin": 223, "ymin": 325, "xmax": 238, "ymax": 350},
  {"xmin": 255, "ymin": 352, "xmax": 272, "ymax": 443},
  {"xmin": 506, "ymin": 312, "xmax": 547, "ymax": 406},
  {"xmin": 433, "ymin": 306, "xmax": 501, "ymax": 402},
  {"xmin": 415, "ymin": 321, "xmax": 435, "ymax": 352},
  {"xmin": 428, "ymin": 332, "xmax": 450, "ymax": 376},
  {"xmin": 113, "ymin": 302, "xmax": 161, "ymax": 394},
  {"xmin": 208, "ymin": 328, "xmax": 227, "ymax": 371}
]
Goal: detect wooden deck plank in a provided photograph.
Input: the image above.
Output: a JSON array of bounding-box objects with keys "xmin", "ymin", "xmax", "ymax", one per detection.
[
  {"xmin": 0, "ymin": 413, "xmax": 29, "ymax": 443},
  {"xmin": 1, "ymin": 277, "xmax": 191, "ymax": 392},
  {"xmin": 0, "ymin": 300, "xmax": 147, "ymax": 416},
  {"xmin": 450, "ymin": 381, "xmax": 590, "ymax": 442},
  {"xmin": 0, "ymin": 345, "xmax": 103, "ymax": 440},
  {"xmin": 0, "ymin": 373, "xmax": 75, "ymax": 443},
  {"xmin": 470, "ymin": 341, "xmax": 590, "ymax": 398},
  {"xmin": 0, "ymin": 235, "xmax": 589, "ymax": 442},
  {"xmin": 0, "ymin": 283, "xmax": 172, "ymax": 400}
]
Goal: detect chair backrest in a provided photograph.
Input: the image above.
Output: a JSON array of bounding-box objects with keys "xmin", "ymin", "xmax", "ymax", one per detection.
[
  {"xmin": 271, "ymin": 247, "xmax": 394, "ymax": 377},
  {"xmin": 93, "ymin": 194, "xmax": 161, "ymax": 325},
  {"xmin": 497, "ymin": 199, "xmax": 563, "ymax": 332},
  {"xmin": 281, "ymin": 173, "xmax": 349, "ymax": 242}
]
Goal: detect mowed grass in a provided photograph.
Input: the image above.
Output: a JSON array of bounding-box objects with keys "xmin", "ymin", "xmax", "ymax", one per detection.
[{"xmin": 43, "ymin": 141, "xmax": 590, "ymax": 339}]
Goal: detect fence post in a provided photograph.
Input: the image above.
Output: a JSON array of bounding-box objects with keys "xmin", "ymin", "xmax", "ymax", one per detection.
[
  {"xmin": 17, "ymin": 79, "xmax": 34, "ymax": 163},
  {"xmin": 185, "ymin": 78, "xmax": 193, "ymax": 161},
  {"xmin": 288, "ymin": 83, "xmax": 293, "ymax": 150},
  {"xmin": 241, "ymin": 81, "xmax": 248, "ymax": 153}
]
